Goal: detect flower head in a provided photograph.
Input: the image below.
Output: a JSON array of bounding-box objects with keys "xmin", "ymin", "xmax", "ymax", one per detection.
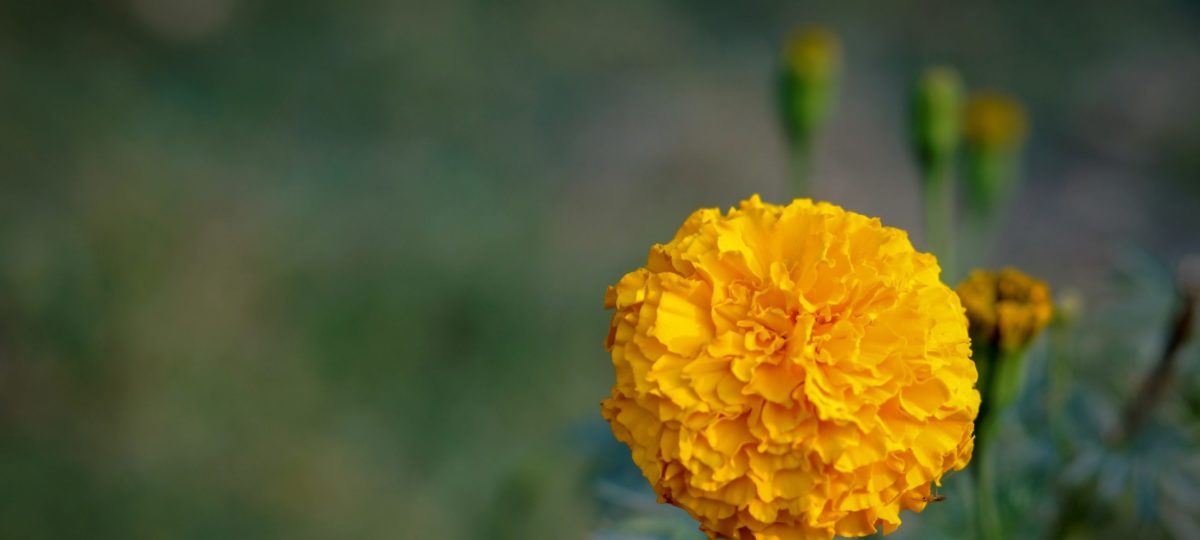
[
  {"xmin": 602, "ymin": 196, "xmax": 979, "ymax": 539},
  {"xmin": 956, "ymin": 268, "xmax": 1053, "ymax": 353}
]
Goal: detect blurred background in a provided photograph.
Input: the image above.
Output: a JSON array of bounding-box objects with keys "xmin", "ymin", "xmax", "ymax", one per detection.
[{"xmin": 1, "ymin": 1, "xmax": 1198, "ymax": 538}]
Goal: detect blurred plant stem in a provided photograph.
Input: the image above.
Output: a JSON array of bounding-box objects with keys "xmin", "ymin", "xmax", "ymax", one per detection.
[
  {"xmin": 1114, "ymin": 277, "xmax": 1197, "ymax": 444},
  {"xmin": 778, "ymin": 27, "xmax": 840, "ymax": 199},
  {"xmin": 922, "ymin": 162, "xmax": 956, "ymax": 280},
  {"xmin": 910, "ymin": 67, "xmax": 962, "ymax": 278},
  {"xmin": 961, "ymin": 151, "xmax": 1017, "ymax": 268},
  {"xmin": 973, "ymin": 418, "xmax": 1003, "ymax": 540},
  {"xmin": 962, "ymin": 92, "xmax": 1027, "ymax": 270},
  {"xmin": 789, "ymin": 142, "xmax": 812, "ymax": 199},
  {"xmin": 971, "ymin": 343, "xmax": 1019, "ymax": 540},
  {"xmin": 1047, "ymin": 291, "xmax": 1083, "ymax": 455}
]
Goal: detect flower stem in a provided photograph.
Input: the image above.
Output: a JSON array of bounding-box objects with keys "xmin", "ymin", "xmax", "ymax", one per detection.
[
  {"xmin": 1114, "ymin": 284, "xmax": 1196, "ymax": 443},
  {"xmin": 972, "ymin": 345, "xmax": 1021, "ymax": 540},
  {"xmin": 1046, "ymin": 310, "xmax": 1076, "ymax": 455},
  {"xmin": 973, "ymin": 410, "xmax": 1003, "ymax": 540},
  {"xmin": 921, "ymin": 162, "xmax": 956, "ymax": 280},
  {"xmin": 790, "ymin": 142, "xmax": 812, "ymax": 199}
]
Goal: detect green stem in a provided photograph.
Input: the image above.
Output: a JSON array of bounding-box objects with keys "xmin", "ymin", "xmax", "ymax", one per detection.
[
  {"xmin": 992, "ymin": 349, "xmax": 1026, "ymax": 410},
  {"xmin": 972, "ymin": 345, "xmax": 1022, "ymax": 540},
  {"xmin": 962, "ymin": 206, "xmax": 997, "ymax": 274},
  {"xmin": 1047, "ymin": 320, "xmax": 1074, "ymax": 455},
  {"xmin": 790, "ymin": 142, "xmax": 812, "ymax": 199},
  {"xmin": 1115, "ymin": 286, "xmax": 1196, "ymax": 443},
  {"xmin": 973, "ymin": 409, "xmax": 1003, "ymax": 540},
  {"xmin": 921, "ymin": 162, "xmax": 956, "ymax": 280},
  {"xmin": 962, "ymin": 152, "xmax": 1017, "ymax": 270}
]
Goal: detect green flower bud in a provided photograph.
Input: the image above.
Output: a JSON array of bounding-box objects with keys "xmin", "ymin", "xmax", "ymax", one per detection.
[
  {"xmin": 910, "ymin": 67, "xmax": 964, "ymax": 176},
  {"xmin": 778, "ymin": 27, "xmax": 841, "ymax": 149}
]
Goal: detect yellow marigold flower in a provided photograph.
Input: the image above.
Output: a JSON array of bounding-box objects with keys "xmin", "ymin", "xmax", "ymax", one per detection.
[
  {"xmin": 601, "ymin": 196, "xmax": 979, "ymax": 540},
  {"xmin": 956, "ymin": 268, "xmax": 1053, "ymax": 353}
]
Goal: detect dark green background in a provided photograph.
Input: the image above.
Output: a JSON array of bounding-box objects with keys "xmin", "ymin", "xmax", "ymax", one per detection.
[{"xmin": 0, "ymin": 1, "xmax": 1197, "ymax": 538}]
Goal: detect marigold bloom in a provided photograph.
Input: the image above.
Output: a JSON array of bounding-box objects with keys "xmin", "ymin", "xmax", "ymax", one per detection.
[
  {"xmin": 601, "ymin": 196, "xmax": 979, "ymax": 539},
  {"xmin": 956, "ymin": 268, "xmax": 1053, "ymax": 353}
]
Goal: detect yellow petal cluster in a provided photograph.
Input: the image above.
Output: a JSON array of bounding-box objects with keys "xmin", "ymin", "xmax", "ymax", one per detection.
[
  {"xmin": 601, "ymin": 196, "xmax": 979, "ymax": 540},
  {"xmin": 956, "ymin": 268, "xmax": 1053, "ymax": 353}
]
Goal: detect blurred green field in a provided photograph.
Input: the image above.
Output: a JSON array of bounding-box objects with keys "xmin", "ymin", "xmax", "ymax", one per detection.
[{"xmin": 0, "ymin": 1, "xmax": 1198, "ymax": 539}]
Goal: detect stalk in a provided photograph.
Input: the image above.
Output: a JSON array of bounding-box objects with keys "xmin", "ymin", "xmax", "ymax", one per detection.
[
  {"xmin": 972, "ymin": 345, "xmax": 1022, "ymax": 540},
  {"xmin": 921, "ymin": 160, "xmax": 956, "ymax": 280},
  {"xmin": 790, "ymin": 141, "xmax": 812, "ymax": 199}
]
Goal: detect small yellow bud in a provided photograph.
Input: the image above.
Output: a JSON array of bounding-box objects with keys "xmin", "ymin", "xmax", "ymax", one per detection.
[
  {"xmin": 783, "ymin": 27, "xmax": 841, "ymax": 82},
  {"xmin": 964, "ymin": 92, "xmax": 1028, "ymax": 154}
]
